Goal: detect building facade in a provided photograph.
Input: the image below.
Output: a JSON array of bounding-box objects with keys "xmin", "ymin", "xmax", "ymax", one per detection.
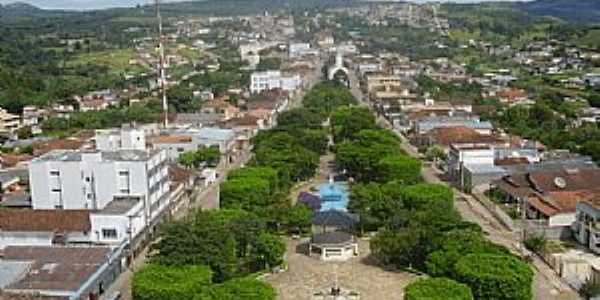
[{"xmin": 250, "ymin": 70, "xmax": 301, "ymax": 94}]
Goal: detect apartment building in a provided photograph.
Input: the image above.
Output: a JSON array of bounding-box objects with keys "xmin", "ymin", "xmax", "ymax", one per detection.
[{"xmin": 250, "ymin": 70, "xmax": 301, "ymax": 94}]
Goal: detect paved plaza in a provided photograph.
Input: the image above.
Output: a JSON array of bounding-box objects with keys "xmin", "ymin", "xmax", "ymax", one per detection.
[{"xmin": 266, "ymin": 237, "xmax": 420, "ymax": 300}]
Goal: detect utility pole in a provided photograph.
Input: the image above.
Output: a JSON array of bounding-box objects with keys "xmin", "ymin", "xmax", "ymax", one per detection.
[{"xmin": 156, "ymin": 0, "xmax": 169, "ymax": 128}]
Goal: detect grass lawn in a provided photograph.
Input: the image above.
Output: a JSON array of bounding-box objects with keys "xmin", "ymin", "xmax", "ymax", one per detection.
[{"xmin": 67, "ymin": 49, "xmax": 149, "ymax": 76}]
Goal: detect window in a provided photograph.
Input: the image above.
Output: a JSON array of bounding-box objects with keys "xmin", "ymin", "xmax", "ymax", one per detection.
[
  {"xmin": 177, "ymin": 148, "xmax": 185, "ymax": 153},
  {"xmin": 120, "ymin": 189, "xmax": 130, "ymax": 194},
  {"xmin": 118, "ymin": 171, "xmax": 129, "ymax": 176},
  {"xmin": 50, "ymin": 170, "xmax": 60, "ymax": 176},
  {"xmin": 51, "ymin": 188, "xmax": 61, "ymax": 192},
  {"xmin": 102, "ymin": 229, "xmax": 118, "ymax": 239}
]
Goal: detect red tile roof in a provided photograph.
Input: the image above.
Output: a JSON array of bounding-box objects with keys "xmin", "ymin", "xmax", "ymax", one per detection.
[
  {"xmin": 498, "ymin": 88, "xmax": 527, "ymax": 102},
  {"xmin": 425, "ymin": 126, "xmax": 501, "ymax": 147},
  {"xmin": 495, "ymin": 157, "xmax": 530, "ymax": 166},
  {"xmin": 0, "ymin": 209, "xmax": 91, "ymax": 232},
  {"xmin": 32, "ymin": 132, "xmax": 93, "ymax": 157},
  {"xmin": 147, "ymin": 135, "xmax": 192, "ymax": 144},
  {"xmin": 169, "ymin": 164, "xmax": 193, "ymax": 184},
  {"xmin": 3, "ymin": 246, "xmax": 111, "ymax": 292},
  {"xmin": 0, "ymin": 154, "xmax": 33, "ymax": 168}
]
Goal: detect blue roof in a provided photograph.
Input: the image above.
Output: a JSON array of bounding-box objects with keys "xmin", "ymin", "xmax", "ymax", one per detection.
[
  {"xmin": 318, "ymin": 182, "xmax": 349, "ymax": 212},
  {"xmin": 419, "ymin": 120, "xmax": 493, "ymax": 133},
  {"xmin": 196, "ymin": 127, "xmax": 235, "ymax": 141}
]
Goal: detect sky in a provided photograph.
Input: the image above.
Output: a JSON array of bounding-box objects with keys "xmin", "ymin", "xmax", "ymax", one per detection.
[{"xmin": 0, "ymin": 0, "xmax": 528, "ymax": 11}]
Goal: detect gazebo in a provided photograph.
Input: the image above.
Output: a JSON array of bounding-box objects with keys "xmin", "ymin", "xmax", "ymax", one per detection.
[
  {"xmin": 309, "ymin": 231, "xmax": 358, "ymax": 261},
  {"xmin": 311, "ymin": 210, "xmax": 359, "ymax": 234}
]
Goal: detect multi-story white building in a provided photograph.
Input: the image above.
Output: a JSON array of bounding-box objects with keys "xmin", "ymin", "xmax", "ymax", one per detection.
[
  {"xmin": 0, "ymin": 107, "xmax": 21, "ymax": 134},
  {"xmin": 250, "ymin": 70, "xmax": 301, "ymax": 94},
  {"xmin": 30, "ymin": 149, "xmax": 169, "ymax": 212},
  {"xmin": 28, "ymin": 149, "xmax": 170, "ymax": 246},
  {"xmin": 288, "ymin": 42, "xmax": 319, "ymax": 58}
]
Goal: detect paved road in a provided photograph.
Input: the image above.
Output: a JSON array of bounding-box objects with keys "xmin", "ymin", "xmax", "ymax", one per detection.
[
  {"xmin": 346, "ymin": 67, "xmax": 580, "ymax": 300},
  {"xmin": 102, "ymin": 58, "xmax": 326, "ymax": 300}
]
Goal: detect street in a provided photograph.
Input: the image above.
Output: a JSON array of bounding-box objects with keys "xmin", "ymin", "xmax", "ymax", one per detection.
[{"xmin": 345, "ymin": 65, "xmax": 580, "ymax": 300}]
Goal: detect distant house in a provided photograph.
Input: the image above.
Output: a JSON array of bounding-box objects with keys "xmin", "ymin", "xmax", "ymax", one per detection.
[
  {"xmin": 498, "ymin": 88, "xmax": 528, "ymax": 104},
  {"xmin": 200, "ymin": 99, "xmax": 240, "ymax": 121},
  {"xmin": 413, "ymin": 116, "xmax": 493, "ymax": 135},
  {"xmin": 172, "ymin": 113, "xmax": 222, "ymax": 128},
  {"xmin": 412, "ymin": 126, "xmax": 505, "ymax": 151},
  {"xmin": 0, "ymin": 209, "xmax": 91, "ymax": 249},
  {"xmin": 0, "ymin": 108, "xmax": 21, "ymax": 135}
]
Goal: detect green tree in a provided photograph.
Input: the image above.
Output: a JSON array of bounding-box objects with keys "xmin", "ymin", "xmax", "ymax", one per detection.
[
  {"xmin": 425, "ymin": 146, "xmax": 446, "ymax": 163},
  {"xmin": 220, "ymin": 178, "xmax": 274, "ymax": 212},
  {"xmin": 283, "ymin": 203, "xmax": 313, "ymax": 234},
  {"xmin": 254, "ymin": 233, "xmax": 286, "ymax": 269},
  {"xmin": 331, "ymin": 106, "xmax": 377, "ymax": 142},
  {"xmin": 455, "ymin": 254, "xmax": 533, "ymax": 300},
  {"xmin": 370, "ymin": 227, "xmax": 419, "ymax": 269},
  {"xmin": 425, "ymin": 229, "xmax": 510, "ymax": 278},
  {"xmin": 404, "ymin": 278, "xmax": 473, "ymax": 300},
  {"xmin": 579, "ymin": 278, "xmax": 600, "ymax": 300},
  {"xmin": 376, "ymin": 154, "xmax": 422, "ymax": 184},
  {"xmin": 277, "ymin": 108, "xmax": 326, "ymax": 129},
  {"xmin": 151, "ymin": 209, "xmax": 267, "ymax": 282},
  {"xmin": 195, "ymin": 277, "xmax": 276, "ymax": 300},
  {"xmin": 349, "ymin": 181, "xmax": 406, "ymax": 231},
  {"xmin": 400, "ymin": 184, "xmax": 454, "ymax": 211},
  {"xmin": 132, "ymin": 264, "xmax": 212, "ymax": 300}
]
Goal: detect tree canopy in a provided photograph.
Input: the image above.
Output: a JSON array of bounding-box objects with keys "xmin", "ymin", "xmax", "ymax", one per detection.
[
  {"xmin": 455, "ymin": 254, "xmax": 533, "ymax": 300},
  {"xmin": 405, "ymin": 278, "xmax": 473, "ymax": 300},
  {"xmin": 132, "ymin": 264, "xmax": 212, "ymax": 300}
]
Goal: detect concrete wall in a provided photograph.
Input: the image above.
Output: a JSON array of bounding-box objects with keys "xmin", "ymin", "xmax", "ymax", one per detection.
[{"xmin": 525, "ymin": 220, "xmax": 572, "ymax": 240}]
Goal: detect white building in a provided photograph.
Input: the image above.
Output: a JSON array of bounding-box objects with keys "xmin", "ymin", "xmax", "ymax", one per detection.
[
  {"xmin": 250, "ymin": 70, "xmax": 301, "ymax": 94},
  {"xmin": 447, "ymin": 143, "xmax": 495, "ymax": 185},
  {"xmin": 95, "ymin": 128, "xmax": 147, "ymax": 151},
  {"xmin": 288, "ymin": 42, "xmax": 318, "ymax": 58},
  {"xmin": 28, "ymin": 149, "xmax": 170, "ymax": 246},
  {"xmin": 0, "ymin": 107, "xmax": 21, "ymax": 134},
  {"xmin": 30, "ymin": 149, "xmax": 168, "ymax": 210},
  {"xmin": 148, "ymin": 127, "xmax": 236, "ymax": 162}
]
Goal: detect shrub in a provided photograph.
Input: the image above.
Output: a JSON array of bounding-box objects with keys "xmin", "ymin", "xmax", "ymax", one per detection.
[
  {"xmin": 455, "ymin": 254, "xmax": 533, "ymax": 300},
  {"xmin": 405, "ymin": 278, "xmax": 473, "ymax": 300},
  {"xmin": 524, "ymin": 234, "xmax": 547, "ymax": 254}
]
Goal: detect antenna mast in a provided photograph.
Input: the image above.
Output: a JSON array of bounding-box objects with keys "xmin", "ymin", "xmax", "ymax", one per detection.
[{"xmin": 156, "ymin": 0, "xmax": 168, "ymax": 128}]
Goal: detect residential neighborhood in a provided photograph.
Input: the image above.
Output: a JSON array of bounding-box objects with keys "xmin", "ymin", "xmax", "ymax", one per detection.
[{"xmin": 0, "ymin": 0, "xmax": 600, "ymax": 300}]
